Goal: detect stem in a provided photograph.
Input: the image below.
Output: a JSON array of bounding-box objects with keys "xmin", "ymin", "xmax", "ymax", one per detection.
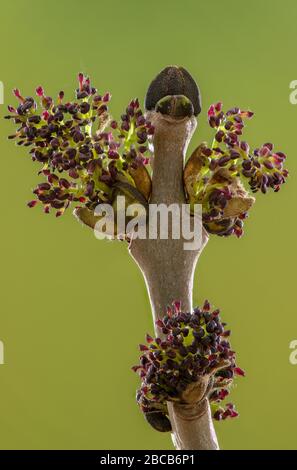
[
  {"xmin": 168, "ymin": 400, "xmax": 219, "ymax": 450},
  {"xmin": 129, "ymin": 110, "xmax": 219, "ymax": 450}
]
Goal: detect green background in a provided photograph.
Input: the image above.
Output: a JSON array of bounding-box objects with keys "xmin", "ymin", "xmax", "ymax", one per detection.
[{"xmin": 0, "ymin": 0, "xmax": 296, "ymax": 450}]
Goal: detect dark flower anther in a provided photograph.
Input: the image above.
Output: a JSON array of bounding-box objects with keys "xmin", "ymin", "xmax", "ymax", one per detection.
[{"xmin": 133, "ymin": 301, "xmax": 244, "ymax": 431}]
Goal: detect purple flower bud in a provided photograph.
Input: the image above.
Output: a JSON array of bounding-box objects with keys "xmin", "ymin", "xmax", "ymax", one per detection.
[
  {"xmin": 234, "ymin": 367, "xmax": 245, "ymax": 376},
  {"xmin": 137, "ymin": 130, "xmax": 147, "ymax": 144},
  {"xmin": 8, "ymin": 105, "xmax": 16, "ymax": 113},
  {"xmin": 80, "ymin": 102, "xmax": 90, "ymax": 114},
  {"xmin": 47, "ymin": 174, "xmax": 59, "ymax": 184},
  {"xmin": 28, "ymin": 115, "xmax": 41, "ymax": 124},
  {"xmin": 209, "ymin": 115, "xmax": 217, "ymax": 128},
  {"xmin": 218, "ymin": 155, "xmax": 231, "ymax": 167},
  {"xmin": 76, "ymin": 91, "xmax": 89, "ymax": 99},
  {"xmin": 136, "ymin": 115, "xmax": 146, "ymax": 127},
  {"xmin": 121, "ymin": 121, "xmax": 130, "ymax": 132},
  {"xmin": 85, "ymin": 180, "xmax": 95, "ymax": 197},
  {"xmin": 147, "ymin": 125, "xmax": 154, "ymax": 135},
  {"xmin": 69, "ymin": 169, "xmax": 79, "ymax": 179},
  {"xmin": 240, "ymin": 141, "xmax": 249, "ymax": 153},
  {"xmin": 263, "ymin": 160, "xmax": 274, "ymax": 170},
  {"xmin": 226, "ymin": 107, "xmax": 240, "ymax": 116},
  {"xmin": 108, "ymin": 150, "xmax": 119, "ymax": 159},
  {"xmin": 213, "ymin": 410, "xmax": 223, "ymax": 421},
  {"xmin": 59, "ymin": 178, "xmax": 71, "ymax": 189},
  {"xmin": 259, "ymin": 145, "xmax": 270, "ymax": 157},
  {"xmin": 56, "ymin": 207, "xmax": 65, "ymax": 217},
  {"xmin": 206, "ymin": 320, "xmax": 217, "ymax": 333},
  {"xmin": 146, "ymin": 334, "xmax": 154, "ymax": 344},
  {"xmin": 203, "ymin": 300, "xmax": 210, "ymax": 311},
  {"xmin": 229, "ymin": 150, "xmax": 239, "ymax": 160},
  {"xmin": 103, "ymin": 92, "xmax": 111, "ymax": 102},
  {"xmin": 38, "ymin": 183, "xmax": 51, "ymax": 191},
  {"xmin": 27, "ymin": 200, "xmax": 38, "ymax": 208},
  {"xmin": 242, "ymin": 159, "xmax": 252, "ymax": 170},
  {"xmin": 214, "ymin": 102, "xmax": 223, "ymax": 112},
  {"xmin": 35, "ymin": 86, "xmax": 44, "ymax": 97},
  {"xmin": 78, "ymin": 73, "xmax": 84, "ymax": 90},
  {"xmin": 215, "ymin": 130, "xmax": 225, "ymax": 143},
  {"xmin": 224, "ymin": 121, "xmax": 233, "ymax": 130}
]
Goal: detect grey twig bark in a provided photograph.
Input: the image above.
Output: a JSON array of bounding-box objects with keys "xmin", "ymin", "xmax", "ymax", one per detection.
[{"xmin": 129, "ymin": 105, "xmax": 219, "ymax": 450}]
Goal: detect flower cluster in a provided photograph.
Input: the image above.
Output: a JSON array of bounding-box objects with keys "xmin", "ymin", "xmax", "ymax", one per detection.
[
  {"xmin": 132, "ymin": 301, "xmax": 244, "ymax": 430},
  {"xmin": 186, "ymin": 103, "xmax": 288, "ymax": 237},
  {"xmin": 207, "ymin": 103, "xmax": 288, "ymax": 193},
  {"xmin": 6, "ymin": 74, "xmax": 154, "ymax": 216}
]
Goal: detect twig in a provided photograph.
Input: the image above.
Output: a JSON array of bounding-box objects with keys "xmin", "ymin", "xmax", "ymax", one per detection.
[{"xmin": 129, "ymin": 95, "xmax": 219, "ymax": 449}]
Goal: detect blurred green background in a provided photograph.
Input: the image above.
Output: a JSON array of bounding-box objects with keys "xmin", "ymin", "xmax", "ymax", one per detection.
[{"xmin": 0, "ymin": 0, "xmax": 296, "ymax": 450}]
